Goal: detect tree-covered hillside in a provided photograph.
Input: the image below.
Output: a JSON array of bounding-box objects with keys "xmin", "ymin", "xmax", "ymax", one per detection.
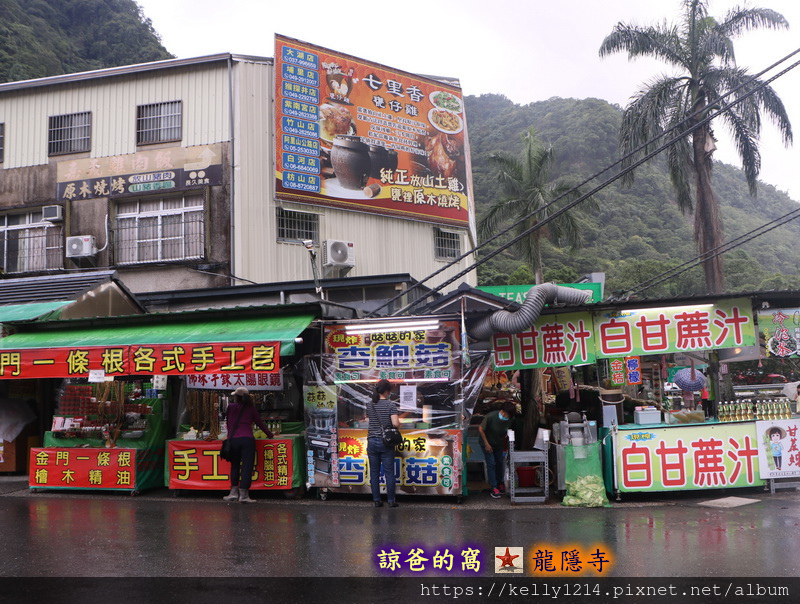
[
  {"xmin": 465, "ymin": 94, "xmax": 800, "ymax": 298},
  {"xmin": 0, "ymin": 0, "xmax": 172, "ymax": 83}
]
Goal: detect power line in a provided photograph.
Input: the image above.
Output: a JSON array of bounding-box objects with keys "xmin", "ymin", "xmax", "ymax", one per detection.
[
  {"xmin": 367, "ymin": 46, "xmax": 800, "ymax": 318},
  {"xmin": 622, "ymin": 205, "xmax": 800, "ymax": 298}
]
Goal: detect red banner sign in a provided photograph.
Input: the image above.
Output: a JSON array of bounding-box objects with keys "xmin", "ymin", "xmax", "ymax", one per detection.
[
  {"xmin": 167, "ymin": 439, "xmax": 294, "ymax": 490},
  {"xmin": 0, "ymin": 341, "xmax": 280, "ymax": 379},
  {"xmin": 30, "ymin": 447, "xmax": 139, "ymax": 490}
]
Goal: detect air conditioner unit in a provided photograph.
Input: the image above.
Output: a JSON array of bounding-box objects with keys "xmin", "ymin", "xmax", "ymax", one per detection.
[
  {"xmin": 65, "ymin": 235, "xmax": 97, "ymax": 258},
  {"xmin": 322, "ymin": 239, "xmax": 356, "ymax": 268},
  {"xmin": 42, "ymin": 205, "xmax": 63, "ymax": 222}
]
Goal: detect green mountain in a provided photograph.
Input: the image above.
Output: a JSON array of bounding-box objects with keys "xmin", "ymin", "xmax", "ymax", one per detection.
[
  {"xmin": 0, "ymin": 0, "xmax": 172, "ymax": 83},
  {"xmin": 465, "ymin": 94, "xmax": 800, "ymax": 298}
]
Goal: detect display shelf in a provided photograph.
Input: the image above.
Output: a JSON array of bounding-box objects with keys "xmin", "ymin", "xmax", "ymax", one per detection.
[{"xmin": 508, "ymin": 440, "xmax": 548, "ymax": 504}]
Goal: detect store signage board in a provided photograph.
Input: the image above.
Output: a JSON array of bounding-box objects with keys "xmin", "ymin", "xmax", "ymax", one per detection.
[
  {"xmin": 30, "ymin": 447, "xmax": 138, "ymax": 490},
  {"xmin": 335, "ymin": 428, "xmax": 463, "ymax": 496},
  {"xmin": 0, "ymin": 342, "xmax": 280, "ymax": 379},
  {"xmin": 303, "ymin": 384, "xmax": 339, "ymax": 489},
  {"xmin": 593, "ymin": 298, "xmax": 755, "ymax": 359},
  {"xmin": 274, "ymin": 35, "xmax": 470, "ymax": 227},
  {"xmin": 323, "ymin": 320, "xmax": 461, "ymax": 383},
  {"xmin": 478, "ymin": 283, "xmax": 602, "ymax": 304},
  {"xmin": 613, "ymin": 423, "xmax": 765, "ymax": 492},
  {"xmin": 755, "ymin": 419, "xmax": 800, "ymax": 479},
  {"xmin": 167, "ymin": 439, "xmax": 295, "ymax": 490},
  {"xmin": 608, "ymin": 356, "xmax": 642, "ymax": 386},
  {"xmin": 55, "ymin": 144, "xmax": 223, "ymax": 200},
  {"xmin": 757, "ymin": 307, "xmax": 800, "ymax": 358},
  {"xmin": 185, "ymin": 373, "xmax": 284, "ymax": 391},
  {"xmin": 492, "ymin": 311, "xmax": 595, "ymax": 371}
]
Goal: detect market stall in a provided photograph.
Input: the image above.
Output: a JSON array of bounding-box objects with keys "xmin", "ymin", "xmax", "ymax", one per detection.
[
  {"xmin": 165, "ymin": 385, "xmax": 306, "ymax": 495},
  {"xmin": 304, "ymin": 317, "xmax": 489, "ymax": 501},
  {"xmin": 0, "ymin": 308, "xmax": 316, "ymax": 494},
  {"xmin": 30, "ymin": 380, "xmax": 169, "ymax": 494}
]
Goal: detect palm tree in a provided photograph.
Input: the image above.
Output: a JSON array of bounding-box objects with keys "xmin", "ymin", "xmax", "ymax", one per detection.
[
  {"xmin": 599, "ymin": 0, "xmax": 792, "ymax": 293},
  {"xmin": 478, "ymin": 128, "xmax": 588, "ymax": 284}
]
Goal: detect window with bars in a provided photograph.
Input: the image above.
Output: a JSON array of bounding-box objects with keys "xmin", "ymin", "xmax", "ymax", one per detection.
[
  {"xmin": 0, "ymin": 211, "xmax": 64, "ymax": 273},
  {"xmin": 277, "ymin": 208, "xmax": 319, "ymax": 243},
  {"xmin": 0, "ymin": 123, "xmax": 4, "ymax": 163},
  {"xmin": 114, "ymin": 194, "xmax": 204, "ymax": 265},
  {"xmin": 48, "ymin": 112, "xmax": 91, "ymax": 155},
  {"xmin": 136, "ymin": 101, "xmax": 182, "ymax": 145},
  {"xmin": 434, "ymin": 228, "xmax": 461, "ymax": 260}
]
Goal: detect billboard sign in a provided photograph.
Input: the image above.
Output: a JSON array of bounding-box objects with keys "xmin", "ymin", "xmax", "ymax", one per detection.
[{"xmin": 275, "ymin": 35, "xmax": 470, "ymax": 227}]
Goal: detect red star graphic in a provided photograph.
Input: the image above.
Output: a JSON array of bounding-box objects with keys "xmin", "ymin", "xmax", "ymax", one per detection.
[{"xmin": 496, "ymin": 547, "xmax": 520, "ymax": 568}]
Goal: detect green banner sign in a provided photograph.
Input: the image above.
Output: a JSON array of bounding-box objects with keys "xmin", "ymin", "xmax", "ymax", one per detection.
[
  {"xmin": 492, "ymin": 311, "xmax": 595, "ymax": 370},
  {"xmin": 478, "ymin": 283, "xmax": 602, "ymax": 304},
  {"xmin": 757, "ymin": 307, "xmax": 800, "ymax": 358},
  {"xmin": 593, "ymin": 298, "xmax": 755, "ymax": 359}
]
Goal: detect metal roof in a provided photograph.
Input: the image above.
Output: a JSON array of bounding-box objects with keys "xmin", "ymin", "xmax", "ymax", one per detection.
[
  {"xmin": 135, "ymin": 273, "xmax": 433, "ymax": 307},
  {"xmin": 0, "ymin": 53, "xmax": 272, "ymax": 94},
  {"xmin": 0, "ymin": 271, "xmax": 137, "ymax": 306}
]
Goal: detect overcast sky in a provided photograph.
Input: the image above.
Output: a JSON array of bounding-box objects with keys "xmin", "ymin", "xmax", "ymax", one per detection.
[{"xmin": 135, "ymin": 0, "xmax": 800, "ymax": 199}]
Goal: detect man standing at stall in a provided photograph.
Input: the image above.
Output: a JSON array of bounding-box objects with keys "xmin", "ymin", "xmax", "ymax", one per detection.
[{"xmin": 479, "ymin": 401, "xmax": 519, "ymax": 498}]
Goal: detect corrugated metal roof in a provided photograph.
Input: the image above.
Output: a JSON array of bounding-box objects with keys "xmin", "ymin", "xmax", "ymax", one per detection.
[
  {"xmin": 0, "ymin": 54, "xmax": 245, "ymax": 94},
  {"xmin": 0, "ymin": 271, "xmax": 120, "ymax": 305}
]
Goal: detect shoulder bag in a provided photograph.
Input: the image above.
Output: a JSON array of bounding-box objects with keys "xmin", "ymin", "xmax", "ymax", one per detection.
[
  {"xmin": 374, "ymin": 399, "xmax": 403, "ymax": 447},
  {"xmin": 220, "ymin": 405, "xmax": 243, "ymax": 461}
]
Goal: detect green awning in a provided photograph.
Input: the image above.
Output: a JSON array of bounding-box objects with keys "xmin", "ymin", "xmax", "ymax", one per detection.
[
  {"xmin": 0, "ymin": 313, "xmax": 315, "ymax": 356},
  {"xmin": 0, "ymin": 301, "xmax": 71, "ymax": 323}
]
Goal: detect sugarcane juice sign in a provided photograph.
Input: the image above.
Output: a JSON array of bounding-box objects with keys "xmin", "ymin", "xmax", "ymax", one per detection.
[
  {"xmin": 274, "ymin": 35, "xmax": 470, "ymax": 227},
  {"xmin": 492, "ymin": 311, "xmax": 595, "ymax": 370},
  {"xmin": 757, "ymin": 308, "xmax": 800, "ymax": 358},
  {"xmin": 755, "ymin": 419, "xmax": 800, "ymax": 479},
  {"xmin": 30, "ymin": 448, "xmax": 138, "ymax": 490},
  {"xmin": 0, "ymin": 342, "xmax": 280, "ymax": 379},
  {"xmin": 324, "ymin": 321, "xmax": 460, "ymax": 382},
  {"xmin": 614, "ymin": 423, "xmax": 764, "ymax": 492},
  {"xmin": 594, "ymin": 298, "xmax": 755, "ymax": 358},
  {"xmin": 337, "ymin": 428, "xmax": 462, "ymax": 495}
]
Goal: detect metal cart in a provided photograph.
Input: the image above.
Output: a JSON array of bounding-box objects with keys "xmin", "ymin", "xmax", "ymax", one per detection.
[{"xmin": 507, "ymin": 439, "xmax": 549, "ymax": 504}]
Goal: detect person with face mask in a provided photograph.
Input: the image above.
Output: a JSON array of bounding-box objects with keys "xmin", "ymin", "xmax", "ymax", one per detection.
[{"xmin": 478, "ymin": 401, "xmax": 519, "ymax": 498}]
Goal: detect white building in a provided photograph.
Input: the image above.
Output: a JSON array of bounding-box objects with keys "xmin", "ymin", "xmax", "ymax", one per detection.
[{"xmin": 0, "ymin": 49, "xmax": 478, "ymax": 296}]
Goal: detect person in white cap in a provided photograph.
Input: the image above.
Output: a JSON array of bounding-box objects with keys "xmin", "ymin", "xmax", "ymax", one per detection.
[{"xmin": 223, "ymin": 387, "xmax": 273, "ymax": 503}]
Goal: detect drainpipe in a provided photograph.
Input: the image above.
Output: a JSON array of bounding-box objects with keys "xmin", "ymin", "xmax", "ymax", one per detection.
[
  {"xmin": 470, "ymin": 283, "xmax": 591, "ymax": 340},
  {"xmin": 227, "ymin": 55, "xmax": 236, "ymax": 286}
]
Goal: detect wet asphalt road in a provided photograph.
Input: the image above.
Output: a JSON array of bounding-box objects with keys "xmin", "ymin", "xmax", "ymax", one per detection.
[{"xmin": 1, "ymin": 477, "xmax": 799, "ymax": 602}]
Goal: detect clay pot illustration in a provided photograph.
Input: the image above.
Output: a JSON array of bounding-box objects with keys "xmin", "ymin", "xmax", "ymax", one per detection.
[
  {"xmin": 386, "ymin": 149, "xmax": 398, "ymax": 173},
  {"xmin": 331, "ymin": 136, "xmax": 371, "ymax": 190},
  {"xmin": 368, "ymin": 144, "xmax": 389, "ymax": 179}
]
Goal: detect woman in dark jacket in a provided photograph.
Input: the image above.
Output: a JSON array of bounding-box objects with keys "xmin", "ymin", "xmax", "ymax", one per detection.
[
  {"xmin": 366, "ymin": 379, "xmax": 400, "ymax": 507},
  {"xmin": 223, "ymin": 387, "xmax": 273, "ymax": 503}
]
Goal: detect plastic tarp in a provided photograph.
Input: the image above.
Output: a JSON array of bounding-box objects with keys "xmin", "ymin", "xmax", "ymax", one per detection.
[
  {"xmin": 0, "ymin": 398, "xmax": 36, "ymax": 441},
  {"xmin": 561, "ymin": 442, "xmax": 611, "ymax": 507},
  {"xmin": 0, "ymin": 301, "xmax": 70, "ymax": 323},
  {"xmin": 0, "ymin": 313, "xmax": 315, "ymax": 357}
]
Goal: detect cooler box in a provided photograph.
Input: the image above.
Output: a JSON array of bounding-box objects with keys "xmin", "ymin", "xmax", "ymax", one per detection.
[{"xmin": 634, "ymin": 409, "xmax": 662, "ymax": 425}]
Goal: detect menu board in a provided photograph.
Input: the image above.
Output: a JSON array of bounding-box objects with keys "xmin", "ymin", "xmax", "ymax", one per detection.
[{"xmin": 275, "ymin": 35, "xmax": 470, "ymax": 227}]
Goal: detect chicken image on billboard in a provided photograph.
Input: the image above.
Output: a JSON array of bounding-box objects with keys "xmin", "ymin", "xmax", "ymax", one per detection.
[{"xmin": 275, "ymin": 34, "xmax": 471, "ymax": 227}]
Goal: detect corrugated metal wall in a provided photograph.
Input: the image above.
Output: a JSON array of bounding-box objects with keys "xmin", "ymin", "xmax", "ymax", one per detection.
[
  {"xmin": 232, "ymin": 60, "xmax": 478, "ymax": 291},
  {"xmin": 0, "ymin": 56, "xmax": 478, "ymax": 293},
  {"xmin": 0, "ymin": 63, "xmax": 230, "ymax": 167}
]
